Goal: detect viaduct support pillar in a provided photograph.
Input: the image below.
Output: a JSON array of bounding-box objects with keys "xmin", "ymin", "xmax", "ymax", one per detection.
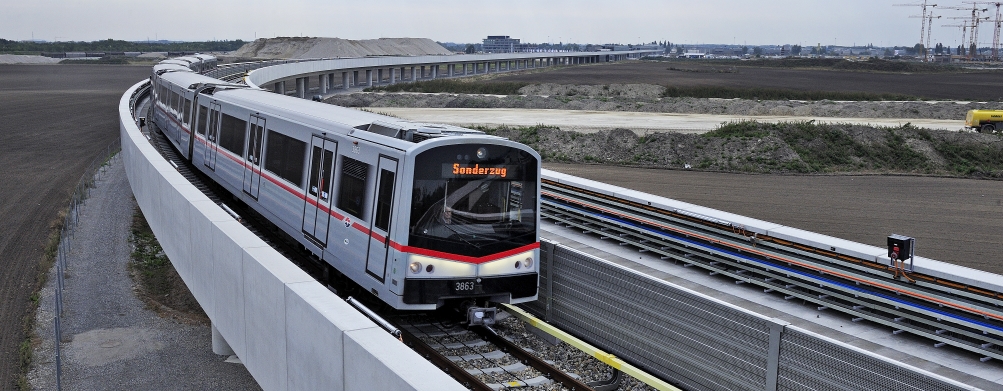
[
  {"xmin": 377, "ymin": 69, "xmax": 383, "ymax": 85},
  {"xmin": 411, "ymin": 67, "xmax": 417, "ymax": 81},
  {"xmin": 448, "ymin": 64, "xmax": 454, "ymax": 77},
  {"xmin": 273, "ymin": 82, "xmax": 284, "ymax": 94},
  {"xmin": 352, "ymin": 71, "xmax": 359, "ymax": 87},
  {"xmin": 366, "ymin": 69, "xmax": 373, "ymax": 87},
  {"xmin": 319, "ymin": 74, "xmax": 328, "ymax": 94},
  {"xmin": 342, "ymin": 72, "xmax": 349, "ymax": 90},
  {"xmin": 390, "ymin": 68, "xmax": 396, "ymax": 84},
  {"xmin": 212, "ymin": 323, "xmax": 234, "ymax": 356},
  {"xmin": 295, "ymin": 77, "xmax": 305, "ymax": 98}
]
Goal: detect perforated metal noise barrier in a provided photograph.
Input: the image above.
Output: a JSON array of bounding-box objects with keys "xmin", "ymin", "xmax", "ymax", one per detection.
[{"xmin": 524, "ymin": 240, "xmax": 976, "ymax": 391}]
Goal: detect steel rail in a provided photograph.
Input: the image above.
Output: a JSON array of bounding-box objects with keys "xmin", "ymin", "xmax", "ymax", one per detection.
[{"xmin": 540, "ymin": 181, "xmax": 1003, "ymax": 362}]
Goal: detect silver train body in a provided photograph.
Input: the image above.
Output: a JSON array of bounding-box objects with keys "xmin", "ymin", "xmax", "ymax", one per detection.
[{"xmin": 149, "ymin": 56, "xmax": 541, "ymax": 310}]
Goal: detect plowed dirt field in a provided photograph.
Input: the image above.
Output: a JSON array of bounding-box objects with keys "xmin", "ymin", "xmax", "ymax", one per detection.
[
  {"xmin": 488, "ymin": 60, "xmax": 1003, "ymax": 101},
  {"xmin": 0, "ymin": 64, "xmax": 150, "ymax": 390}
]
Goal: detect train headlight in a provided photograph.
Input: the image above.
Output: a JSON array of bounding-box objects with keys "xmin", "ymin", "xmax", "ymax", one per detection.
[
  {"xmin": 524, "ymin": 257, "xmax": 533, "ymax": 269},
  {"xmin": 476, "ymin": 147, "xmax": 488, "ymax": 160},
  {"xmin": 409, "ymin": 261, "xmax": 422, "ymax": 274}
]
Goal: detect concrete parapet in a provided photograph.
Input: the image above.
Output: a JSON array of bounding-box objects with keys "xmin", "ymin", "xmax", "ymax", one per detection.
[{"xmin": 120, "ymin": 80, "xmax": 464, "ymax": 391}]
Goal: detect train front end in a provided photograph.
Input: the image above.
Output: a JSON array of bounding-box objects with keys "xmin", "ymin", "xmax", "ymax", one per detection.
[{"xmin": 402, "ymin": 140, "xmax": 540, "ymax": 322}]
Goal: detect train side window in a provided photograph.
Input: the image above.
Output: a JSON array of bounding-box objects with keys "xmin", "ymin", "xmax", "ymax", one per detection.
[
  {"xmin": 373, "ymin": 169, "xmax": 395, "ymax": 231},
  {"xmin": 159, "ymin": 85, "xmax": 167, "ymax": 105},
  {"xmin": 337, "ymin": 157, "xmax": 369, "ymax": 219},
  {"xmin": 183, "ymin": 98, "xmax": 192, "ymax": 125},
  {"xmin": 263, "ymin": 130, "xmax": 306, "ymax": 187},
  {"xmin": 218, "ymin": 113, "xmax": 247, "ymax": 157},
  {"xmin": 196, "ymin": 106, "xmax": 208, "ymax": 135},
  {"xmin": 171, "ymin": 90, "xmax": 180, "ymax": 112}
]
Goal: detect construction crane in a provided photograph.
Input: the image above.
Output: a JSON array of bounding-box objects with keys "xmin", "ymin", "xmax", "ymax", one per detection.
[
  {"xmin": 953, "ymin": 2, "xmax": 990, "ymax": 58},
  {"xmin": 910, "ymin": 12, "xmax": 942, "ymax": 59},
  {"xmin": 942, "ymin": 22, "xmax": 969, "ymax": 54},
  {"xmin": 895, "ymin": 1, "xmax": 938, "ymax": 50},
  {"xmin": 986, "ymin": 2, "xmax": 1002, "ymax": 61}
]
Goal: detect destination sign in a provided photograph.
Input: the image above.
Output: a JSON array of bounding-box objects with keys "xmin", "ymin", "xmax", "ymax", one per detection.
[{"xmin": 444, "ymin": 163, "xmax": 511, "ymax": 178}]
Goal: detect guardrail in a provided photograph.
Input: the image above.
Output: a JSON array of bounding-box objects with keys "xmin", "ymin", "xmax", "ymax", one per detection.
[
  {"xmin": 525, "ymin": 240, "xmax": 979, "ymax": 391},
  {"xmin": 120, "ymin": 80, "xmax": 464, "ymax": 391}
]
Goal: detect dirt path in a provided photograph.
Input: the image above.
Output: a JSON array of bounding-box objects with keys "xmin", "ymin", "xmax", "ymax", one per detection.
[
  {"xmin": 0, "ymin": 64, "xmax": 150, "ymax": 390},
  {"xmin": 545, "ymin": 163, "xmax": 1003, "ymax": 276},
  {"xmin": 368, "ymin": 107, "xmax": 964, "ymax": 132}
]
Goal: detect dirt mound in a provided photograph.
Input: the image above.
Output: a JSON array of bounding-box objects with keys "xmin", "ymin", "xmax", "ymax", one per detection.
[
  {"xmin": 227, "ymin": 37, "xmax": 452, "ymax": 59},
  {"xmin": 483, "ymin": 121, "xmax": 1003, "ymax": 178},
  {"xmin": 0, "ymin": 54, "xmax": 61, "ymax": 64},
  {"xmin": 330, "ymin": 84, "xmax": 994, "ymax": 120}
]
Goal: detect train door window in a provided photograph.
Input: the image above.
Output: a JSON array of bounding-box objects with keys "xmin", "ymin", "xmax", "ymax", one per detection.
[
  {"xmin": 218, "ymin": 113, "xmax": 247, "ymax": 157},
  {"xmin": 264, "ymin": 130, "xmax": 306, "ymax": 187},
  {"xmin": 196, "ymin": 105, "xmax": 208, "ymax": 136},
  {"xmin": 183, "ymin": 98, "xmax": 192, "ymax": 125},
  {"xmin": 337, "ymin": 157, "xmax": 369, "ymax": 219},
  {"xmin": 373, "ymin": 169, "xmax": 395, "ymax": 231},
  {"xmin": 307, "ymin": 146, "xmax": 334, "ymax": 200},
  {"xmin": 247, "ymin": 120, "xmax": 264, "ymax": 165}
]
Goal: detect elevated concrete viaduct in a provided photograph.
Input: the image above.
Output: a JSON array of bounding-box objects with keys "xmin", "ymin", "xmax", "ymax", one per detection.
[{"xmin": 246, "ymin": 50, "xmax": 660, "ymax": 98}]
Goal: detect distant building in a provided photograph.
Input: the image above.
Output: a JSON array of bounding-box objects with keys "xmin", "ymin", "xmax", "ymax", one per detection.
[{"xmin": 482, "ymin": 36, "xmax": 537, "ymax": 53}]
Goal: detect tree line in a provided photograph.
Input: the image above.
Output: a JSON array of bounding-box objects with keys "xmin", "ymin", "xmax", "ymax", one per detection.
[{"xmin": 0, "ymin": 38, "xmax": 246, "ymax": 53}]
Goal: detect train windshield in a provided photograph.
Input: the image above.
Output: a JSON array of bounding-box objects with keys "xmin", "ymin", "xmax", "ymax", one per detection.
[{"xmin": 409, "ymin": 144, "xmax": 538, "ymax": 258}]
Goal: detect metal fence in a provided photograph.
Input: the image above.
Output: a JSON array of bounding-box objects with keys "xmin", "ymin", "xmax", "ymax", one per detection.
[
  {"xmin": 526, "ymin": 240, "xmax": 977, "ymax": 391},
  {"xmin": 52, "ymin": 140, "xmax": 122, "ymax": 390}
]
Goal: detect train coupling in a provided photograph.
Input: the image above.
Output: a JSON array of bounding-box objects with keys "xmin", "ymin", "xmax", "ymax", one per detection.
[{"xmin": 467, "ymin": 306, "xmax": 498, "ymax": 326}]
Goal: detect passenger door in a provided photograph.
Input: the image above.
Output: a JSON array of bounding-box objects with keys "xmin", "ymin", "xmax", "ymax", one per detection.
[
  {"xmin": 242, "ymin": 115, "xmax": 265, "ymax": 199},
  {"xmin": 366, "ymin": 156, "xmax": 398, "ymax": 282},
  {"xmin": 302, "ymin": 135, "xmax": 337, "ymax": 247},
  {"xmin": 203, "ymin": 102, "xmax": 221, "ymax": 171}
]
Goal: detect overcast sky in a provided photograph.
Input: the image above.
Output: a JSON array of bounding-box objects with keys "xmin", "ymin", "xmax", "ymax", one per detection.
[{"xmin": 0, "ymin": 0, "xmax": 986, "ymax": 47}]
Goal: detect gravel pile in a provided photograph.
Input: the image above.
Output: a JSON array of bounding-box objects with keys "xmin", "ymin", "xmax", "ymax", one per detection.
[
  {"xmin": 328, "ymin": 83, "xmax": 1000, "ymax": 120},
  {"xmin": 227, "ymin": 37, "xmax": 453, "ymax": 59},
  {"xmin": 0, "ymin": 54, "xmax": 62, "ymax": 64}
]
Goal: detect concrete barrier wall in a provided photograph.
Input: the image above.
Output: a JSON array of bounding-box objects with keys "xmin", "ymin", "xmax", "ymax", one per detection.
[{"xmin": 120, "ymin": 80, "xmax": 465, "ymax": 391}]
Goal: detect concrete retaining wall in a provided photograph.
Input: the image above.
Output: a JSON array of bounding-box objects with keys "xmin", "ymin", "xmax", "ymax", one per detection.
[{"xmin": 120, "ymin": 80, "xmax": 464, "ymax": 391}]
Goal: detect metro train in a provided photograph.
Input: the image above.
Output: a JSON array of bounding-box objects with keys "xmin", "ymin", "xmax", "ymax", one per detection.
[{"xmin": 148, "ymin": 56, "xmax": 541, "ymax": 318}]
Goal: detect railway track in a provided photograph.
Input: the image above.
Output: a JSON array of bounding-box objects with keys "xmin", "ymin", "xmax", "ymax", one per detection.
[
  {"xmin": 390, "ymin": 312, "xmax": 622, "ymax": 391},
  {"xmin": 541, "ymin": 178, "xmax": 1003, "ymax": 363}
]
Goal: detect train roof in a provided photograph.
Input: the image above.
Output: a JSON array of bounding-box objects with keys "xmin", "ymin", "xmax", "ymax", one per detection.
[
  {"xmin": 160, "ymin": 70, "xmax": 242, "ymax": 89},
  {"xmin": 209, "ymin": 88, "xmax": 497, "ymax": 151},
  {"xmin": 153, "ymin": 63, "xmax": 193, "ymax": 75},
  {"xmin": 160, "ymin": 59, "xmax": 192, "ymax": 66}
]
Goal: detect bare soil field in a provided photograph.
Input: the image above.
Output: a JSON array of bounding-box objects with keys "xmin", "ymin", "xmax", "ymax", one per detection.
[
  {"xmin": 545, "ymin": 163, "xmax": 1003, "ymax": 276},
  {"xmin": 485, "ymin": 61, "xmax": 1003, "ymax": 101},
  {"xmin": 0, "ymin": 64, "xmax": 150, "ymax": 390}
]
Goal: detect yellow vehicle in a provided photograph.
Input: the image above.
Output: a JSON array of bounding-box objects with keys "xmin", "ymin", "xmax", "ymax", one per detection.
[{"xmin": 966, "ymin": 110, "xmax": 1003, "ymax": 133}]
